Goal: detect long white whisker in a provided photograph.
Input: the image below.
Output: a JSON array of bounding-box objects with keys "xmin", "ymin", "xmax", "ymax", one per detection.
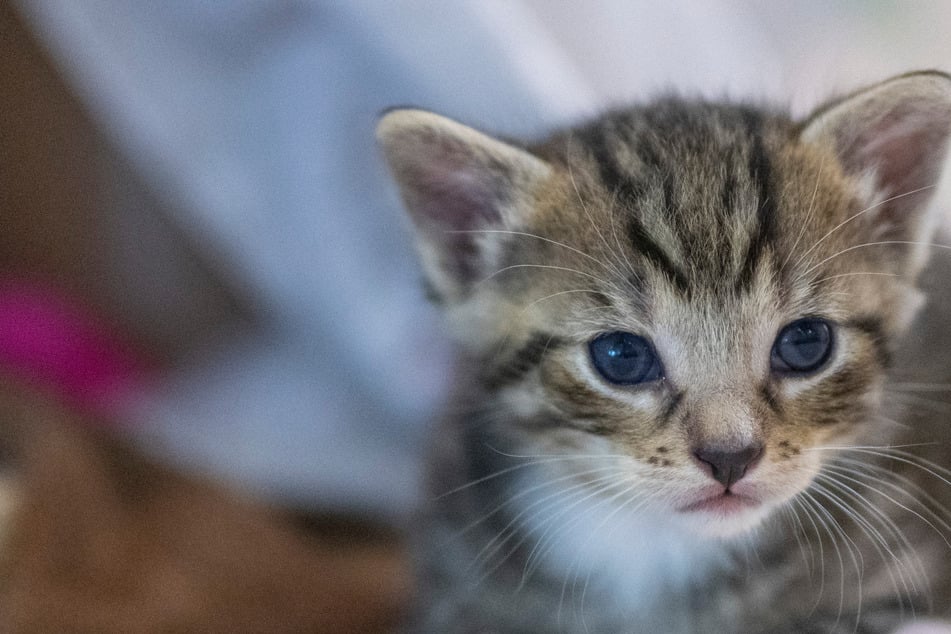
[
  {"xmin": 888, "ymin": 382, "xmax": 951, "ymax": 392},
  {"xmin": 434, "ymin": 453, "xmax": 630, "ymax": 500},
  {"xmin": 801, "ymin": 489, "xmax": 852, "ymax": 628},
  {"xmin": 577, "ymin": 491, "xmax": 650, "ymax": 633},
  {"xmin": 886, "ymin": 392, "xmax": 951, "ymax": 415},
  {"xmin": 606, "ymin": 190, "xmax": 642, "ymax": 285},
  {"xmin": 781, "ymin": 504, "xmax": 814, "ymax": 576},
  {"xmin": 480, "ymin": 475, "xmax": 637, "ymax": 587},
  {"xmin": 793, "ymin": 184, "xmax": 937, "ymax": 271},
  {"xmin": 479, "ymin": 263, "xmax": 611, "ymax": 286},
  {"xmin": 834, "ymin": 456, "xmax": 951, "ymax": 525},
  {"xmin": 522, "ymin": 289, "xmax": 609, "ymax": 311},
  {"xmin": 803, "ymin": 240, "xmax": 951, "ymax": 277},
  {"xmin": 446, "ymin": 229, "xmax": 606, "ymax": 268},
  {"xmin": 535, "ymin": 484, "xmax": 655, "ymax": 586},
  {"xmin": 781, "ymin": 158, "xmax": 825, "ymax": 273},
  {"xmin": 813, "ymin": 474, "xmax": 918, "ymax": 614},
  {"xmin": 457, "ymin": 464, "xmax": 631, "ymax": 544},
  {"xmin": 804, "ymin": 443, "xmax": 941, "ymax": 453},
  {"xmin": 834, "ymin": 448, "xmax": 951, "ymax": 488},
  {"xmin": 471, "ymin": 471, "xmax": 632, "ymax": 576},
  {"xmin": 482, "ymin": 445, "xmax": 633, "ymax": 461},
  {"xmin": 811, "ymin": 271, "xmax": 899, "ymax": 285},
  {"xmin": 794, "ymin": 495, "xmax": 827, "ymax": 612},
  {"xmin": 565, "ymin": 136, "xmax": 635, "ymax": 287},
  {"xmin": 822, "ymin": 465, "xmax": 936, "ymax": 607}
]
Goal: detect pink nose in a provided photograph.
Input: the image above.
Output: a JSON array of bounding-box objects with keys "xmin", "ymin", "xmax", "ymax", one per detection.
[{"xmin": 693, "ymin": 444, "xmax": 764, "ymax": 488}]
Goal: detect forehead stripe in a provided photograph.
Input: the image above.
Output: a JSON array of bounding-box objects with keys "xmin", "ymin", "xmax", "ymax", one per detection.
[
  {"xmin": 576, "ymin": 125, "xmax": 692, "ymax": 293},
  {"xmin": 628, "ymin": 216, "xmax": 691, "ymax": 293},
  {"xmin": 578, "ymin": 124, "xmax": 643, "ymax": 208},
  {"xmin": 734, "ymin": 111, "xmax": 779, "ymax": 291}
]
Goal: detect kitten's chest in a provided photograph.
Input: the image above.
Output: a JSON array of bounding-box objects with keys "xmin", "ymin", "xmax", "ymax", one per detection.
[
  {"xmin": 424, "ymin": 466, "xmax": 745, "ymax": 632},
  {"xmin": 509, "ymin": 470, "xmax": 736, "ymax": 621}
]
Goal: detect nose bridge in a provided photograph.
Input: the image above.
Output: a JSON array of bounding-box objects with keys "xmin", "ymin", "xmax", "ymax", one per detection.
[
  {"xmin": 677, "ymin": 301, "xmax": 755, "ymax": 390},
  {"xmin": 687, "ymin": 387, "xmax": 761, "ymax": 450},
  {"xmin": 669, "ymin": 295, "xmax": 765, "ymax": 448}
]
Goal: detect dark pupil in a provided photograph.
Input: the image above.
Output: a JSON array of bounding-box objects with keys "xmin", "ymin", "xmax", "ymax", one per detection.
[
  {"xmin": 775, "ymin": 319, "xmax": 832, "ymax": 372},
  {"xmin": 590, "ymin": 332, "xmax": 660, "ymax": 385}
]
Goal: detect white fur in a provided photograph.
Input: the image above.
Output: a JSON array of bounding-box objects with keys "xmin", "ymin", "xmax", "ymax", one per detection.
[{"xmin": 515, "ymin": 466, "xmax": 732, "ymax": 619}]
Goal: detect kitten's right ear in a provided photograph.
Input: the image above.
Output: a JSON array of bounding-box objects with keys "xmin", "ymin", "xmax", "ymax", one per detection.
[
  {"xmin": 377, "ymin": 109, "xmax": 551, "ymax": 302},
  {"xmin": 799, "ymin": 71, "xmax": 951, "ymax": 274}
]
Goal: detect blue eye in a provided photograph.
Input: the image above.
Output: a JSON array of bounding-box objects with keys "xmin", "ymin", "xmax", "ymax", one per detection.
[
  {"xmin": 589, "ymin": 332, "xmax": 663, "ymax": 385},
  {"xmin": 771, "ymin": 318, "xmax": 833, "ymax": 373}
]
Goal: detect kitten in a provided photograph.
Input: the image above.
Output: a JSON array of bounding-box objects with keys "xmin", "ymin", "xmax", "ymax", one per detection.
[{"xmin": 378, "ymin": 71, "xmax": 951, "ymax": 632}]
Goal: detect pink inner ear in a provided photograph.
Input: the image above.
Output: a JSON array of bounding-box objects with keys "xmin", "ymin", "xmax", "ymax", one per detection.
[
  {"xmin": 408, "ymin": 147, "xmax": 507, "ymax": 284},
  {"xmin": 856, "ymin": 111, "xmax": 940, "ymax": 198},
  {"xmin": 414, "ymin": 138, "xmax": 505, "ymax": 229},
  {"xmin": 0, "ymin": 279, "xmax": 151, "ymax": 422},
  {"xmin": 836, "ymin": 103, "xmax": 950, "ymax": 242}
]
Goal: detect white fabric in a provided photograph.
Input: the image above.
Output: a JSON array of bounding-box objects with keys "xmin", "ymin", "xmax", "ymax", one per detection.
[{"xmin": 14, "ymin": 0, "xmax": 597, "ymax": 518}]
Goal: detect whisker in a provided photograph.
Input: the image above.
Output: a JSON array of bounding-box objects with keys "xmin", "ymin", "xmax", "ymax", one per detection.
[
  {"xmin": 793, "ymin": 184, "xmax": 937, "ymax": 272},
  {"xmin": 811, "ymin": 271, "xmax": 899, "ymax": 286},
  {"xmin": 888, "ymin": 382, "xmax": 951, "ymax": 392},
  {"xmin": 482, "ymin": 445, "xmax": 633, "ymax": 461},
  {"xmin": 487, "ymin": 289, "xmax": 598, "ymax": 361},
  {"xmin": 446, "ymin": 229, "xmax": 606, "ymax": 268},
  {"xmin": 802, "ymin": 240, "xmax": 951, "ymax": 277},
  {"xmin": 433, "ymin": 453, "xmax": 630, "ymax": 500},
  {"xmin": 522, "ymin": 289, "xmax": 609, "ymax": 311},
  {"xmin": 781, "ymin": 157, "xmax": 825, "ymax": 273},
  {"xmin": 813, "ymin": 474, "xmax": 920, "ymax": 614},
  {"xmin": 536, "ymin": 485, "xmax": 657, "ymax": 586},
  {"xmin": 565, "ymin": 136, "xmax": 635, "ymax": 287},
  {"xmin": 555, "ymin": 485, "xmax": 649, "ymax": 625},
  {"xmin": 801, "ymin": 489, "xmax": 855, "ymax": 628},
  {"xmin": 804, "ymin": 442, "xmax": 941, "ymax": 453},
  {"xmin": 605, "ymin": 190, "xmax": 642, "ymax": 285},
  {"xmin": 833, "ymin": 456, "xmax": 951, "ymax": 526},
  {"xmin": 886, "ymin": 392, "xmax": 951, "ymax": 415},
  {"xmin": 780, "ymin": 504, "xmax": 814, "ymax": 577},
  {"xmin": 821, "ymin": 464, "xmax": 940, "ymax": 612},
  {"xmin": 478, "ymin": 263, "xmax": 612, "ymax": 286},
  {"xmin": 793, "ymin": 495, "xmax": 827, "ymax": 612},
  {"xmin": 477, "ymin": 474, "xmax": 635, "ymax": 585},
  {"xmin": 833, "ymin": 448, "xmax": 951, "ymax": 488},
  {"xmin": 575, "ymin": 491, "xmax": 650, "ymax": 632},
  {"xmin": 455, "ymin": 464, "xmax": 631, "ymax": 544}
]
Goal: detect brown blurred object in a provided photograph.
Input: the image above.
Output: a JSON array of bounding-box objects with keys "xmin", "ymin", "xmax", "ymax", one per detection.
[
  {"xmin": 0, "ymin": 2, "xmax": 411, "ymax": 631},
  {"xmin": 0, "ymin": 382, "xmax": 411, "ymax": 633}
]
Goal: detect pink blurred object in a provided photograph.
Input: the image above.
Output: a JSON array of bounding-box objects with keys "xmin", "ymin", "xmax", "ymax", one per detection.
[{"xmin": 0, "ymin": 279, "xmax": 150, "ymax": 421}]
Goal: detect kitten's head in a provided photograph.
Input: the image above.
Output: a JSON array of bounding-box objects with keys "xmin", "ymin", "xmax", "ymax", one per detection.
[{"xmin": 378, "ymin": 72, "xmax": 951, "ymax": 538}]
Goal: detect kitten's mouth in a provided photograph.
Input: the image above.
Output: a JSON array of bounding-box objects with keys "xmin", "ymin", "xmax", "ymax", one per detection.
[{"xmin": 678, "ymin": 491, "xmax": 758, "ymax": 515}]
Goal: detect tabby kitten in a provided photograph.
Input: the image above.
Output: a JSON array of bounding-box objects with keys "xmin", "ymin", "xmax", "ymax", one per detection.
[{"xmin": 378, "ymin": 71, "xmax": 951, "ymax": 633}]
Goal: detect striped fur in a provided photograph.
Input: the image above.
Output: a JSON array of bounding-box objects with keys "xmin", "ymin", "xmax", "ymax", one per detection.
[{"xmin": 379, "ymin": 72, "xmax": 951, "ymax": 632}]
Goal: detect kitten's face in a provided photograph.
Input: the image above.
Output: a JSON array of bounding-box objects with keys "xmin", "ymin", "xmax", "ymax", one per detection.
[
  {"xmin": 379, "ymin": 73, "xmax": 951, "ymax": 538},
  {"xmin": 477, "ymin": 120, "xmax": 899, "ymax": 537}
]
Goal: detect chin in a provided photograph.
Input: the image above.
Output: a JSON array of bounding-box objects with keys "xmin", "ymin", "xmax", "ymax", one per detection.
[{"xmin": 675, "ymin": 493, "xmax": 778, "ymax": 539}]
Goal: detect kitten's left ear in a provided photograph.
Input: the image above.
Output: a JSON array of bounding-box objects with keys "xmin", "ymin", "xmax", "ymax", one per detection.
[
  {"xmin": 377, "ymin": 109, "xmax": 551, "ymax": 302},
  {"xmin": 799, "ymin": 71, "xmax": 951, "ymax": 269}
]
